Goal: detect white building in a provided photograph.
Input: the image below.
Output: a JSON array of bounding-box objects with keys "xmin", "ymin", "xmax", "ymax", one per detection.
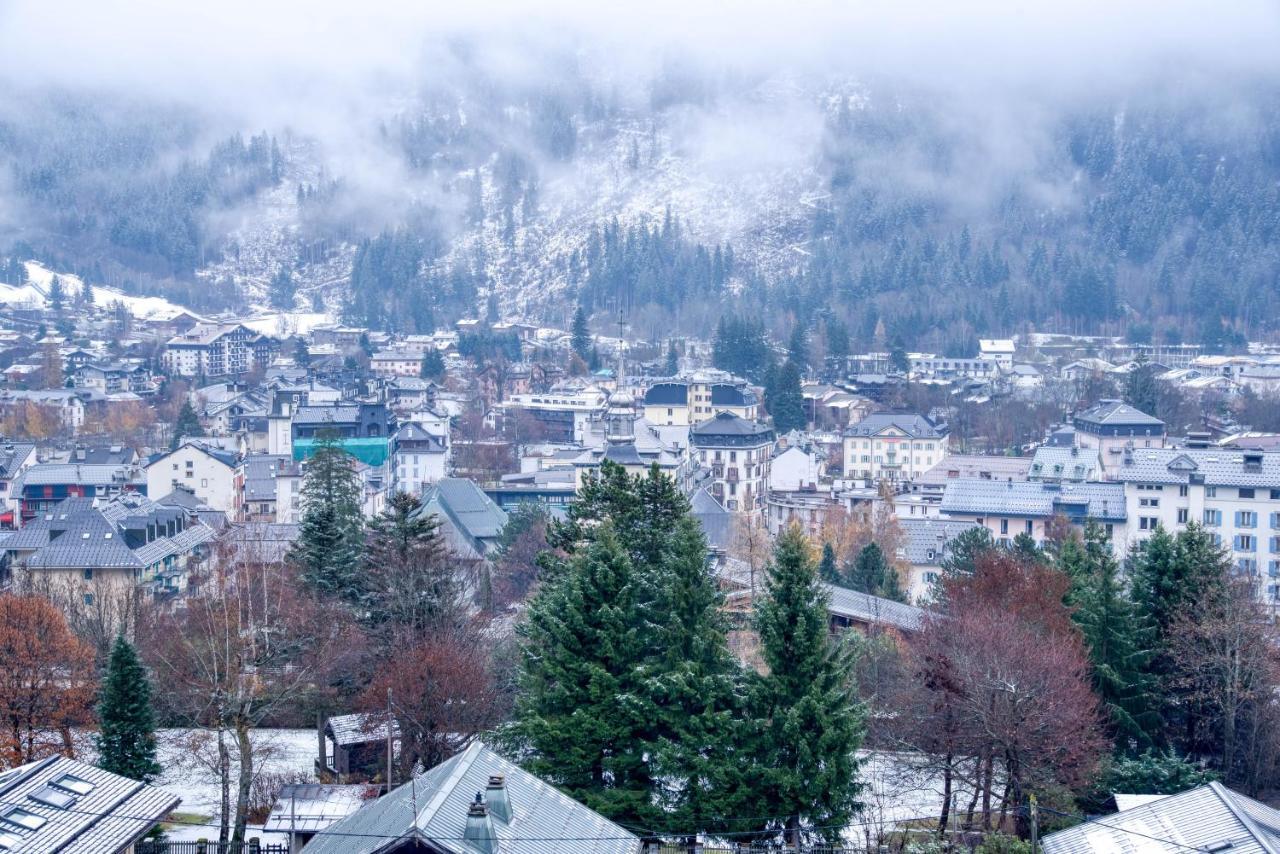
[
  {"xmin": 145, "ymin": 441, "xmax": 239, "ymax": 514},
  {"xmin": 843, "ymin": 412, "xmax": 949, "ymax": 484},
  {"xmin": 163, "ymin": 323, "xmax": 264, "ymax": 377},
  {"xmin": 979, "ymin": 338, "xmax": 1016, "ymax": 367},
  {"xmin": 392, "ymin": 422, "xmax": 451, "ymax": 496},
  {"xmin": 939, "ymin": 478, "xmax": 1127, "ymax": 549},
  {"xmin": 1072, "ymin": 399, "xmax": 1166, "ymax": 479}
]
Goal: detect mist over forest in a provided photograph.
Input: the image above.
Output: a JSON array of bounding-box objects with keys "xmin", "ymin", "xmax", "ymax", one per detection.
[{"xmin": 1, "ymin": 0, "xmax": 1279, "ymax": 351}]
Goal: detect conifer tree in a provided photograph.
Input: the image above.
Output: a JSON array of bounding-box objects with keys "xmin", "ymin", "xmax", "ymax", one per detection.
[
  {"xmin": 746, "ymin": 525, "xmax": 865, "ymax": 846},
  {"xmin": 664, "ymin": 340, "xmax": 679, "ymax": 375},
  {"xmin": 171, "ymin": 400, "xmax": 204, "ymax": 450},
  {"xmin": 818, "ymin": 542, "xmax": 840, "ymax": 584},
  {"xmin": 420, "ymin": 348, "xmax": 445, "ymax": 380},
  {"xmin": 769, "ymin": 360, "xmax": 806, "ymax": 433},
  {"xmin": 570, "ymin": 305, "xmax": 591, "ymax": 360},
  {"xmin": 48, "ymin": 274, "xmax": 65, "ymax": 314},
  {"xmin": 290, "ymin": 432, "xmax": 365, "ymax": 603},
  {"xmin": 1065, "ymin": 521, "xmax": 1158, "ymax": 752},
  {"xmin": 939, "ymin": 526, "xmax": 995, "ymax": 578},
  {"xmin": 646, "ymin": 516, "xmax": 745, "ymax": 834},
  {"xmin": 844, "ymin": 541, "xmax": 906, "ymax": 602},
  {"xmin": 96, "ymin": 635, "xmax": 161, "ymax": 783},
  {"xmin": 361, "ymin": 492, "xmax": 453, "ymax": 637},
  {"xmin": 509, "ymin": 526, "xmax": 659, "ymax": 826}
]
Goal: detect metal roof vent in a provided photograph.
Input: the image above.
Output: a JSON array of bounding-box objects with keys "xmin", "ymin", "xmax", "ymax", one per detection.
[{"xmin": 464, "ymin": 792, "xmax": 496, "ymax": 854}]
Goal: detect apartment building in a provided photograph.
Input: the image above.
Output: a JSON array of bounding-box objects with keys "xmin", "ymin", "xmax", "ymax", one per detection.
[
  {"xmin": 1072, "ymin": 399, "xmax": 1166, "ymax": 478},
  {"xmin": 939, "ymin": 478, "xmax": 1127, "ymax": 547},
  {"xmin": 843, "ymin": 411, "xmax": 949, "ymax": 484},
  {"xmin": 163, "ymin": 323, "xmax": 273, "ymax": 377},
  {"xmin": 691, "ymin": 411, "xmax": 775, "ymax": 512},
  {"xmin": 1113, "ymin": 446, "xmax": 1280, "ymax": 603},
  {"xmin": 642, "ymin": 370, "xmax": 758, "ymax": 426}
]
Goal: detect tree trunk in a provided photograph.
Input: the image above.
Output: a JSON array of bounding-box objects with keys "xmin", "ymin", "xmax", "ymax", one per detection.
[
  {"xmin": 217, "ymin": 727, "xmax": 231, "ymax": 846},
  {"xmin": 938, "ymin": 755, "xmax": 953, "ymax": 836},
  {"xmin": 231, "ymin": 719, "xmax": 254, "ymax": 849},
  {"xmin": 980, "ymin": 751, "xmax": 994, "ymax": 831}
]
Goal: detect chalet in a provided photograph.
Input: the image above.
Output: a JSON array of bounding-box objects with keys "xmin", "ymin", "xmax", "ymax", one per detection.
[
  {"xmin": 0, "ymin": 755, "xmax": 178, "ymax": 853},
  {"xmin": 163, "ymin": 322, "xmax": 273, "ymax": 377},
  {"xmin": 320, "ymin": 713, "xmax": 400, "ymax": 781},
  {"xmin": 302, "ymin": 741, "xmax": 641, "ymax": 854}
]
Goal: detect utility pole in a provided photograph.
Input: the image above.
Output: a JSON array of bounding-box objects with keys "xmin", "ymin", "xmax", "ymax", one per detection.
[{"xmin": 1029, "ymin": 793, "xmax": 1039, "ymax": 854}]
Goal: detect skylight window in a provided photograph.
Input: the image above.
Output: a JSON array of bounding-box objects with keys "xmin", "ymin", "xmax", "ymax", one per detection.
[
  {"xmin": 0, "ymin": 806, "xmax": 46, "ymax": 830},
  {"xmin": 0, "ymin": 830, "xmax": 25, "ymax": 850},
  {"xmin": 29, "ymin": 786, "xmax": 75, "ymax": 809},
  {"xmin": 52, "ymin": 774, "xmax": 94, "ymax": 796}
]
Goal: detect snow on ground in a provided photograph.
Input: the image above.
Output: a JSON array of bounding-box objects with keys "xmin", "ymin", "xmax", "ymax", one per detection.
[
  {"xmin": 241, "ymin": 311, "xmax": 333, "ymax": 338},
  {"xmin": 12, "ymin": 262, "xmax": 203, "ymax": 322}
]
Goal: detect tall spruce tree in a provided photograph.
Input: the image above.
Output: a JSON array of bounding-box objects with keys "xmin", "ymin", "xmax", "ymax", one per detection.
[
  {"xmin": 1064, "ymin": 521, "xmax": 1158, "ymax": 752},
  {"xmin": 844, "ymin": 541, "xmax": 906, "ymax": 602},
  {"xmin": 646, "ymin": 516, "xmax": 745, "ymax": 835},
  {"xmin": 939, "ymin": 526, "xmax": 995, "ymax": 578},
  {"xmin": 361, "ymin": 492, "xmax": 453, "ymax": 636},
  {"xmin": 818, "ymin": 542, "xmax": 840, "ymax": 584},
  {"xmin": 571, "ymin": 305, "xmax": 591, "ymax": 360},
  {"xmin": 769, "ymin": 360, "xmax": 806, "ymax": 433},
  {"xmin": 509, "ymin": 526, "xmax": 659, "ymax": 826},
  {"xmin": 746, "ymin": 525, "xmax": 865, "ymax": 846},
  {"xmin": 290, "ymin": 432, "xmax": 365, "ymax": 603},
  {"xmin": 96, "ymin": 635, "xmax": 161, "ymax": 783},
  {"xmin": 420, "ymin": 348, "xmax": 445, "ymax": 379},
  {"xmin": 664, "ymin": 340, "xmax": 679, "ymax": 375}
]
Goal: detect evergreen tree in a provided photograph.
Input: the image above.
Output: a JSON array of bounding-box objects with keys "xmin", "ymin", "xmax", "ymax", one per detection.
[
  {"xmin": 571, "ymin": 305, "xmax": 591, "ymax": 360},
  {"xmin": 1124, "ymin": 353, "xmax": 1159, "ymax": 418},
  {"xmin": 646, "ymin": 516, "xmax": 745, "ymax": 834},
  {"xmin": 769, "ymin": 360, "xmax": 806, "ymax": 433},
  {"xmin": 268, "ymin": 268, "xmax": 296, "ymax": 310},
  {"xmin": 509, "ymin": 526, "xmax": 659, "ymax": 825},
  {"xmin": 664, "ymin": 340, "xmax": 679, "ymax": 376},
  {"xmin": 843, "ymin": 541, "xmax": 906, "ymax": 602},
  {"xmin": 939, "ymin": 526, "xmax": 995, "ymax": 578},
  {"xmin": 290, "ymin": 432, "xmax": 365, "ymax": 603},
  {"xmin": 171, "ymin": 400, "xmax": 204, "ymax": 450},
  {"xmin": 292, "ymin": 336, "xmax": 310, "ymax": 367},
  {"xmin": 746, "ymin": 525, "xmax": 865, "ymax": 846},
  {"xmin": 48, "ymin": 274, "xmax": 65, "ymax": 314},
  {"xmin": 787, "ymin": 323, "xmax": 809, "ymax": 369},
  {"xmin": 361, "ymin": 492, "xmax": 453, "ymax": 634},
  {"xmin": 889, "ymin": 341, "xmax": 910, "ymax": 375},
  {"xmin": 818, "ymin": 542, "xmax": 840, "ymax": 584},
  {"xmin": 96, "ymin": 635, "xmax": 161, "ymax": 783},
  {"xmin": 1065, "ymin": 521, "xmax": 1159, "ymax": 752},
  {"xmin": 420, "ymin": 348, "xmax": 446, "ymax": 380},
  {"xmin": 1008, "ymin": 531, "xmax": 1044, "ymax": 564}
]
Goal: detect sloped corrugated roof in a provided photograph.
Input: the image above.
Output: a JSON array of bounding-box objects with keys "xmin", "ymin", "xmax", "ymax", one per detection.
[
  {"xmin": 302, "ymin": 741, "xmax": 640, "ymax": 854},
  {"xmin": 1043, "ymin": 782, "xmax": 1280, "ymax": 854},
  {"xmin": 941, "ymin": 479, "xmax": 1126, "ymax": 521},
  {"xmin": 824, "ymin": 583, "xmax": 924, "ymax": 632}
]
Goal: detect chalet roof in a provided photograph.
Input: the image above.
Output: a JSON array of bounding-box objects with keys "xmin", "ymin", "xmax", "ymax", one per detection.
[
  {"xmin": 302, "ymin": 741, "xmax": 641, "ymax": 854},
  {"xmin": 824, "ymin": 584, "xmax": 924, "ymax": 632},
  {"xmin": 326, "ymin": 712, "xmax": 401, "ymax": 747},
  {"xmin": 0, "ymin": 755, "xmax": 178, "ymax": 853},
  {"xmin": 1112, "ymin": 447, "xmax": 1280, "ymax": 488},
  {"xmin": 1042, "ymin": 782, "xmax": 1280, "ymax": 854},
  {"xmin": 691, "ymin": 411, "xmax": 774, "ymax": 444},
  {"xmin": 417, "ymin": 478, "xmax": 509, "ymax": 546}
]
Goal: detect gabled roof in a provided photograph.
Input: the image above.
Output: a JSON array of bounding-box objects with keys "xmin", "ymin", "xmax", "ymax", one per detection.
[
  {"xmin": 824, "ymin": 584, "xmax": 924, "ymax": 632},
  {"xmin": 418, "ymin": 479, "xmax": 509, "ymax": 547},
  {"xmin": 1042, "ymin": 782, "xmax": 1280, "ymax": 854},
  {"xmin": 302, "ymin": 741, "xmax": 641, "ymax": 854},
  {"xmin": 264, "ymin": 784, "xmax": 366, "ymax": 836},
  {"xmin": 326, "ymin": 712, "xmax": 400, "ymax": 747},
  {"xmin": 845, "ymin": 411, "xmax": 947, "ymax": 440},
  {"xmin": 1074, "ymin": 399, "xmax": 1165, "ymax": 430},
  {"xmin": 0, "ymin": 755, "xmax": 179, "ymax": 853},
  {"xmin": 941, "ymin": 479, "xmax": 1127, "ymax": 522}
]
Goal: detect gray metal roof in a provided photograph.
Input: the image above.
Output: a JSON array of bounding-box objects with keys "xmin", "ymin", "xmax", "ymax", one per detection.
[
  {"xmin": 1113, "ymin": 447, "xmax": 1280, "ymax": 488},
  {"xmin": 0, "ymin": 755, "xmax": 179, "ymax": 853},
  {"xmin": 1029, "ymin": 446, "xmax": 1102, "ymax": 482},
  {"xmin": 264, "ymin": 785, "xmax": 367, "ymax": 835},
  {"xmin": 1074, "ymin": 399, "xmax": 1165, "ymax": 429},
  {"xmin": 824, "ymin": 583, "xmax": 924, "ymax": 632},
  {"xmin": 293, "ymin": 405, "xmax": 361, "ymax": 425},
  {"xmin": 1042, "ymin": 782, "xmax": 1280, "ymax": 854},
  {"xmin": 917, "ymin": 454, "xmax": 1032, "ymax": 487},
  {"xmin": 940, "ymin": 479, "xmax": 1126, "ymax": 522},
  {"xmin": 691, "ymin": 411, "xmax": 774, "ymax": 442},
  {"xmin": 845, "ymin": 411, "xmax": 948, "ymax": 439},
  {"xmin": 302, "ymin": 741, "xmax": 641, "ymax": 854},
  {"xmin": 20, "ymin": 464, "xmax": 140, "ymax": 487},
  {"xmin": 326, "ymin": 712, "xmax": 401, "ymax": 748},
  {"xmin": 419, "ymin": 479, "xmax": 509, "ymax": 545},
  {"xmin": 897, "ymin": 518, "xmax": 982, "ymax": 565}
]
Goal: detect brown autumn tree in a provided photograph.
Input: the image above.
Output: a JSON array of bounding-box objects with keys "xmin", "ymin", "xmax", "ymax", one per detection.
[
  {"xmin": 359, "ymin": 623, "xmax": 508, "ymax": 779},
  {"xmin": 141, "ymin": 544, "xmax": 364, "ymax": 848},
  {"xmin": 0, "ymin": 593, "xmax": 96, "ymax": 768},
  {"xmin": 1168, "ymin": 574, "xmax": 1280, "ymax": 794},
  {"xmin": 897, "ymin": 552, "xmax": 1106, "ymax": 837}
]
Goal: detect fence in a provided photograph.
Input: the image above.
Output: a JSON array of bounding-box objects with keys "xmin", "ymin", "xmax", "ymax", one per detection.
[{"xmin": 136, "ymin": 842, "xmax": 290, "ymax": 854}]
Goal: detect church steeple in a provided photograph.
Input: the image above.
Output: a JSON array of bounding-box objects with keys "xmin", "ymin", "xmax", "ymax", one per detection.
[{"xmin": 605, "ymin": 307, "xmax": 636, "ymax": 445}]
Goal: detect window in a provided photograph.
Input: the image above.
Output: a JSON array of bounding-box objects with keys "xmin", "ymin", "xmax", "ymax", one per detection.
[
  {"xmin": 1179, "ymin": 485, "xmax": 1188, "ymax": 497},
  {"xmin": 1204, "ymin": 509, "xmax": 1222, "ymax": 526},
  {"xmin": 1000, "ymin": 519, "xmax": 1009, "ymax": 535},
  {"xmin": 0, "ymin": 806, "xmax": 46, "ymax": 831},
  {"xmin": 1025, "ymin": 520, "xmax": 1033, "ymax": 534},
  {"xmin": 29, "ymin": 786, "xmax": 75, "ymax": 809},
  {"xmin": 1237, "ymin": 558, "xmax": 1259, "ymax": 574},
  {"xmin": 1271, "ymin": 561, "xmax": 1280, "ymax": 578},
  {"xmin": 83, "ymin": 593, "xmax": 94, "ymax": 606},
  {"xmin": 1139, "ymin": 516, "xmax": 1157, "ymax": 530},
  {"xmin": 1237, "ymin": 511, "xmax": 1258, "ymax": 528},
  {"xmin": 1272, "ymin": 536, "xmax": 1280, "ymax": 553},
  {"xmin": 1235, "ymin": 534, "xmax": 1256, "ymax": 552},
  {"xmin": 1176, "ymin": 508, "xmax": 1189, "ymax": 524},
  {"xmin": 1273, "ymin": 512, "xmax": 1280, "ymax": 530},
  {"xmin": 1241, "ymin": 488, "xmax": 1256, "ymax": 499},
  {"xmin": 83, "ymin": 569, "xmax": 93, "ymax": 581},
  {"xmin": 52, "ymin": 775, "xmax": 94, "ymax": 796},
  {"xmin": 1272, "ymin": 489, "xmax": 1280, "ymax": 501},
  {"xmin": 1207, "ymin": 487, "xmax": 1218, "ymax": 498},
  {"xmin": 1139, "ymin": 497, "xmax": 1159, "ymax": 507}
]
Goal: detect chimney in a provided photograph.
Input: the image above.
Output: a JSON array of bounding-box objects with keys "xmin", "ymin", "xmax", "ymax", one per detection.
[
  {"xmin": 485, "ymin": 774, "xmax": 511, "ymax": 823},
  {"xmin": 464, "ymin": 793, "xmax": 496, "ymax": 854}
]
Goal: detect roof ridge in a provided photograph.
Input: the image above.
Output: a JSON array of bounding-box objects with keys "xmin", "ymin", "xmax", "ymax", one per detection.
[
  {"xmin": 415, "ymin": 740, "xmax": 484, "ymax": 831},
  {"xmin": 1210, "ymin": 781, "xmax": 1280, "ymax": 854}
]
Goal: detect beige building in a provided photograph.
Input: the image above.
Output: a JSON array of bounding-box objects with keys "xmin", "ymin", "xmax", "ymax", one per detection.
[
  {"xmin": 843, "ymin": 412, "xmax": 949, "ymax": 484},
  {"xmin": 642, "ymin": 371, "xmax": 758, "ymax": 426}
]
